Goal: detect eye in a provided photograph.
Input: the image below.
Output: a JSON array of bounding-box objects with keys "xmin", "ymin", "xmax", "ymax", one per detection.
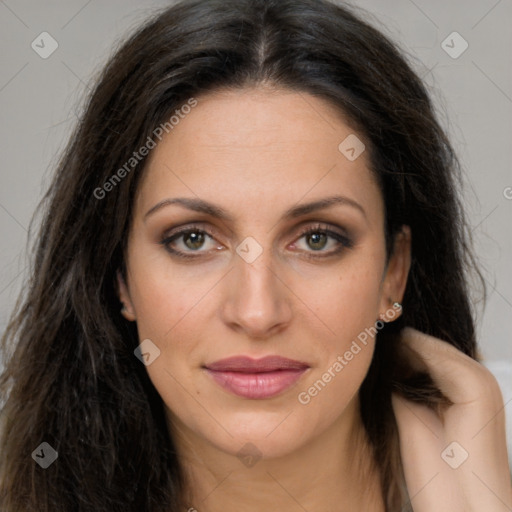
[
  {"xmin": 291, "ymin": 224, "xmax": 353, "ymax": 257},
  {"xmin": 160, "ymin": 225, "xmax": 223, "ymax": 259},
  {"xmin": 160, "ymin": 222, "xmax": 354, "ymax": 261}
]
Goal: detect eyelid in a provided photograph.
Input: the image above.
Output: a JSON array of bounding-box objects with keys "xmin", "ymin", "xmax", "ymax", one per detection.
[
  {"xmin": 160, "ymin": 220, "xmax": 354, "ymax": 262},
  {"xmin": 162, "ymin": 221, "xmax": 218, "ymax": 236},
  {"xmin": 290, "ymin": 223, "xmax": 354, "ymax": 252},
  {"xmin": 161, "ymin": 221, "xmax": 228, "ymax": 247},
  {"xmin": 160, "ymin": 223, "xmax": 223, "ymax": 257},
  {"xmin": 293, "ymin": 221, "xmax": 350, "ymax": 238},
  {"xmin": 161, "ymin": 221, "xmax": 349, "ymax": 243}
]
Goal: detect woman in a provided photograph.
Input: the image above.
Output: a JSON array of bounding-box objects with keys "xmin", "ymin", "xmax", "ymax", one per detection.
[{"xmin": 1, "ymin": 0, "xmax": 510, "ymax": 510}]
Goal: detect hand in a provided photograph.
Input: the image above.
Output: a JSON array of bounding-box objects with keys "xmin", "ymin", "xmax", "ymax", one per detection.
[{"xmin": 392, "ymin": 327, "xmax": 512, "ymax": 512}]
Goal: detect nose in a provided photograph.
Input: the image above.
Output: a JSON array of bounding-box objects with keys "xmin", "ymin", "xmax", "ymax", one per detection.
[{"xmin": 219, "ymin": 248, "xmax": 293, "ymax": 340}]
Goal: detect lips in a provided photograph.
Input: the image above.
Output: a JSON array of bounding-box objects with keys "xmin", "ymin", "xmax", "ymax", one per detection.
[{"xmin": 204, "ymin": 356, "xmax": 309, "ymax": 399}]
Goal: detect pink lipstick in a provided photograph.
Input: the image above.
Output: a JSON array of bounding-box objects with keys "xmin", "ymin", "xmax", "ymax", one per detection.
[{"xmin": 204, "ymin": 356, "xmax": 309, "ymax": 399}]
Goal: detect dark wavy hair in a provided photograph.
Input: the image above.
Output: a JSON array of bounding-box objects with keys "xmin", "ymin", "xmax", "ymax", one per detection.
[{"xmin": 0, "ymin": 0, "xmax": 482, "ymax": 510}]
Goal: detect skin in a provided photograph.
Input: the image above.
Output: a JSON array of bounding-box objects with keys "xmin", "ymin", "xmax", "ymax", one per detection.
[
  {"xmin": 393, "ymin": 329, "xmax": 512, "ymax": 511},
  {"xmin": 117, "ymin": 87, "xmax": 511, "ymax": 511}
]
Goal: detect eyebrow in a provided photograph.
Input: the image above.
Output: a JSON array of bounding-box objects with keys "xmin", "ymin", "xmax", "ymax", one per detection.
[{"xmin": 144, "ymin": 195, "xmax": 367, "ymax": 222}]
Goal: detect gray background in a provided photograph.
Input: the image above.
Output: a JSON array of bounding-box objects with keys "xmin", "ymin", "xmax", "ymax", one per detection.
[{"xmin": 0, "ymin": 2, "xmax": 510, "ymax": 367}]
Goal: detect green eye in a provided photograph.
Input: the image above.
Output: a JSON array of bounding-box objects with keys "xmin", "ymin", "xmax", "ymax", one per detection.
[
  {"xmin": 306, "ymin": 232, "xmax": 329, "ymax": 251},
  {"xmin": 294, "ymin": 226, "xmax": 354, "ymax": 258},
  {"xmin": 161, "ymin": 223, "xmax": 354, "ymax": 261},
  {"xmin": 161, "ymin": 226, "xmax": 220, "ymax": 259}
]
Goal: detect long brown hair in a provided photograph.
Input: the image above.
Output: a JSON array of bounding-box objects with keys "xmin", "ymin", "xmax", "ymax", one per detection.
[{"xmin": 0, "ymin": 0, "xmax": 482, "ymax": 510}]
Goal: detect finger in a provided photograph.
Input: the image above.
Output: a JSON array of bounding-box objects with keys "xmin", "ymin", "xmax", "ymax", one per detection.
[
  {"xmin": 399, "ymin": 327, "xmax": 502, "ymax": 408},
  {"xmin": 399, "ymin": 327, "xmax": 508, "ymax": 468}
]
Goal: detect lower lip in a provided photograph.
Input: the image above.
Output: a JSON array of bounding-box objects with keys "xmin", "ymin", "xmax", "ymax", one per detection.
[{"xmin": 205, "ymin": 368, "xmax": 308, "ymax": 399}]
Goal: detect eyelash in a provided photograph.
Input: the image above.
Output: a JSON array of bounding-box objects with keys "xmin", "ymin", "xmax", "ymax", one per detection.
[{"xmin": 160, "ymin": 223, "xmax": 354, "ymax": 261}]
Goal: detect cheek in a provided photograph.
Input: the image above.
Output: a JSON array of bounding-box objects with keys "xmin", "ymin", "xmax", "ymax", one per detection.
[
  {"xmin": 128, "ymin": 267, "xmax": 212, "ymax": 419},
  {"xmin": 127, "ymin": 250, "xmax": 220, "ymax": 342},
  {"xmin": 289, "ymin": 294, "xmax": 380, "ymax": 444},
  {"xmin": 292, "ymin": 252, "xmax": 385, "ymax": 347},
  {"xmin": 126, "ymin": 249, "xmax": 226, "ymax": 394},
  {"xmin": 322, "ymin": 270, "xmax": 382, "ymax": 328},
  {"xmin": 291, "ymin": 254, "xmax": 385, "ymax": 414}
]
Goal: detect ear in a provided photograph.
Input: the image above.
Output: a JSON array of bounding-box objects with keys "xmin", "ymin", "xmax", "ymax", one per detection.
[
  {"xmin": 379, "ymin": 225, "xmax": 411, "ymax": 321},
  {"xmin": 116, "ymin": 269, "xmax": 137, "ymax": 322}
]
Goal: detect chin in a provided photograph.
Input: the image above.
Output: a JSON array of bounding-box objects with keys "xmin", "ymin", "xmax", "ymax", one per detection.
[{"xmin": 209, "ymin": 403, "xmax": 336, "ymax": 461}]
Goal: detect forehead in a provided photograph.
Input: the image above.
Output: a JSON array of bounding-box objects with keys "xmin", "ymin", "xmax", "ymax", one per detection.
[{"xmin": 136, "ymin": 87, "xmax": 382, "ymax": 225}]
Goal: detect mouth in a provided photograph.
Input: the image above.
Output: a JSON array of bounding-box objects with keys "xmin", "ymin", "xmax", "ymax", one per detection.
[{"xmin": 203, "ymin": 355, "xmax": 310, "ymax": 399}]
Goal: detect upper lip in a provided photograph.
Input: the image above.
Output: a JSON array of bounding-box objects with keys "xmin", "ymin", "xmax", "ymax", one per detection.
[{"xmin": 204, "ymin": 356, "xmax": 309, "ymax": 373}]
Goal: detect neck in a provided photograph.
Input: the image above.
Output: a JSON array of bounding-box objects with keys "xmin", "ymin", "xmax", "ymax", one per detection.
[{"xmin": 170, "ymin": 397, "xmax": 385, "ymax": 512}]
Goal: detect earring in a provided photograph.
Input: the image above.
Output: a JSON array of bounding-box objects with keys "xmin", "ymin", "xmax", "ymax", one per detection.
[
  {"xmin": 378, "ymin": 301, "xmax": 403, "ymax": 323},
  {"xmin": 121, "ymin": 304, "xmax": 127, "ymax": 313}
]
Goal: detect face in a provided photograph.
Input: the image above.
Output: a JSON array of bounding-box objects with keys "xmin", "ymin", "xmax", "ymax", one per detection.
[{"xmin": 118, "ymin": 87, "xmax": 410, "ymax": 461}]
